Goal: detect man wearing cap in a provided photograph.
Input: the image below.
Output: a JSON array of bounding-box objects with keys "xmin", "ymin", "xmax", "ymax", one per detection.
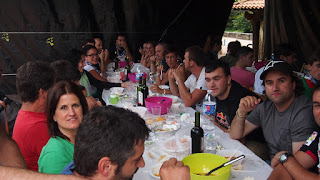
[
  {"xmin": 230, "ymin": 60, "xmax": 317, "ymax": 159},
  {"xmin": 254, "ymin": 44, "xmax": 297, "ymax": 95}
]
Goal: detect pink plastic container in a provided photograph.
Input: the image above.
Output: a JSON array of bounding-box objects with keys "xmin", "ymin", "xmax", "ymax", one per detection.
[
  {"xmin": 128, "ymin": 72, "xmax": 147, "ymax": 83},
  {"xmin": 145, "ymin": 97, "xmax": 172, "ymax": 115}
]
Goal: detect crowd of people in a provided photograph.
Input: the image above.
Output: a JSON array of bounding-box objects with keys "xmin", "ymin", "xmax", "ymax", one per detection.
[{"xmin": 1, "ymin": 32, "xmax": 320, "ymax": 179}]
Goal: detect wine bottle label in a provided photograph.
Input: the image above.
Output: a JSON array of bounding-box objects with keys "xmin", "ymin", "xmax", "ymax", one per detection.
[{"xmin": 138, "ymin": 91, "xmax": 143, "ymax": 106}]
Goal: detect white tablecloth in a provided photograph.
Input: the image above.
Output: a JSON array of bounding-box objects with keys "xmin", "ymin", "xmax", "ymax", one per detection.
[{"xmin": 102, "ymin": 88, "xmax": 272, "ymax": 180}]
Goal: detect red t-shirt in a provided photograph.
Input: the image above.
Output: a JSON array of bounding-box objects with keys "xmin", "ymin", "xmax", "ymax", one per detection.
[
  {"xmin": 12, "ymin": 110, "xmax": 50, "ymax": 171},
  {"xmin": 230, "ymin": 67, "xmax": 255, "ymax": 88}
]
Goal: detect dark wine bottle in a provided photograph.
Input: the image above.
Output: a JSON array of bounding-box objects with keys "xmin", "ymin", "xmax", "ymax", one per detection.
[
  {"xmin": 137, "ymin": 76, "xmax": 143, "ymax": 106},
  {"xmin": 125, "ymin": 56, "xmax": 131, "ymax": 80},
  {"xmin": 142, "ymin": 75, "xmax": 149, "ymax": 106},
  {"xmin": 114, "ymin": 51, "xmax": 119, "ymax": 71},
  {"xmin": 191, "ymin": 112, "xmax": 204, "ymax": 153}
]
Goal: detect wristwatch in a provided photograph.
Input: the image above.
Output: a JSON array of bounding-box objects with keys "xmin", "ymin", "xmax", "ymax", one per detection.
[{"xmin": 279, "ymin": 152, "xmax": 293, "ymax": 164}]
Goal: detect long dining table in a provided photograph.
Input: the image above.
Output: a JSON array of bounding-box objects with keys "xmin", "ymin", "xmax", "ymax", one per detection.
[{"xmin": 102, "ymin": 87, "xmax": 272, "ymax": 180}]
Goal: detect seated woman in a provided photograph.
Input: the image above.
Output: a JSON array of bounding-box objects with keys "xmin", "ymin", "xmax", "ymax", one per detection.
[
  {"xmin": 150, "ymin": 46, "xmax": 186, "ymax": 94},
  {"xmin": 38, "ymin": 81, "xmax": 88, "ymax": 174},
  {"xmin": 140, "ymin": 41, "xmax": 156, "ymax": 68},
  {"xmin": 83, "ymin": 45, "xmax": 108, "ymax": 82}
]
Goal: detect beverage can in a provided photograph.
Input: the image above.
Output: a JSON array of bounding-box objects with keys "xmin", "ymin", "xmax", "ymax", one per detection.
[
  {"xmin": 135, "ymin": 73, "xmax": 144, "ymax": 82},
  {"xmin": 203, "ymin": 101, "xmax": 216, "ymax": 115}
]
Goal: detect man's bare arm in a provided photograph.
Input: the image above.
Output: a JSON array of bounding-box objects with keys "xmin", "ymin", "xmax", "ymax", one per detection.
[
  {"xmin": 0, "ymin": 166, "xmax": 88, "ymax": 180},
  {"xmin": 0, "ymin": 122, "xmax": 26, "ymax": 169}
]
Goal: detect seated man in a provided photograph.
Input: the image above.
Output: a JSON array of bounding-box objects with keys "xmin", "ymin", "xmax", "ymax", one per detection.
[
  {"xmin": 205, "ymin": 61, "xmax": 260, "ymax": 129},
  {"xmin": 61, "ymin": 106, "xmax": 149, "ymax": 179},
  {"xmin": 219, "ymin": 40, "xmax": 241, "ymax": 68},
  {"xmin": 13, "ymin": 61, "xmax": 55, "ymax": 171},
  {"xmin": 150, "ymin": 46, "xmax": 186, "ymax": 95},
  {"xmin": 302, "ymin": 49, "xmax": 320, "ymax": 99},
  {"xmin": 94, "ymin": 37, "xmax": 112, "ymax": 77},
  {"xmin": 254, "ymin": 44, "xmax": 297, "ymax": 95},
  {"xmin": 149, "ymin": 42, "xmax": 169, "ymax": 73},
  {"xmin": 169, "ymin": 46, "xmax": 207, "ymax": 107},
  {"xmin": 268, "ymin": 84, "xmax": 320, "ymax": 179},
  {"xmin": 109, "ymin": 33, "xmax": 134, "ymax": 62},
  {"xmin": 230, "ymin": 46, "xmax": 255, "ymax": 88},
  {"xmin": 230, "ymin": 61, "xmax": 317, "ymax": 159}
]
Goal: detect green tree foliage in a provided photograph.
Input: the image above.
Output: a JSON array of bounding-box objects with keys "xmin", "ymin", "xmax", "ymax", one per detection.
[{"xmin": 226, "ymin": 9, "xmax": 252, "ymax": 33}]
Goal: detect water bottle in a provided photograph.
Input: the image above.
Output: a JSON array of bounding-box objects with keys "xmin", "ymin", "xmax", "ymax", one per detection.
[
  {"xmin": 203, "ymin": 90, "xmax": 216, "ymax": 115},
  {"xmin": 205, "ymin": 132, "xmax": 217, "ymax": 153}
]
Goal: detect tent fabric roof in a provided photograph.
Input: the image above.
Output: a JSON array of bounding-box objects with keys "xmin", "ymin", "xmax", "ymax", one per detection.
[{"xmin": 233, "ymin": 0, "xmax": 264, "ymax": 10}]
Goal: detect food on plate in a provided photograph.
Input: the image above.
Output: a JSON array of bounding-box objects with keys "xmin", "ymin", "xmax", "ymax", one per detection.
[
  {"xmin": 152, "ymin": 167, "xmax": 160, "ymax": 177},
  {"xmin": 181, "ymin": 137, "xmax": 188, "ymax": 143},
  {"xmin": 158, "ymin": 155, "xmax": 167, "ymax": 162},
  {"xmin": 225, "ymin": 156, "xmax": 237, "ymax": 160},
  {"xmin": 233, "ymin": 164, "xmax": 243, "ymax": 170},
  {"xmin": 156, "ymin": 116, "xmax": 166, "ymax": 122},
  {"xmin": 215, "ymin": 145, "xmax": 224, "ymax": 151},
  {"xmin": 148, "ymin": 152, "xmax": 155, "ymax": 159},
  {"xmin": 146, "ymin": 118, "xmax": 154, "ymax": 125},
  {"xmin": 154, "ymin": 124, "xmax": 179, "ymax": 132}
]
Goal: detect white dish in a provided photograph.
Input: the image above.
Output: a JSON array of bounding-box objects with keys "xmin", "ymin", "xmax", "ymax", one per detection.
[
  {"xmin": 129, "ymin": 106, "xmax": 148, "ymax": 118},
  {"xmin": 164, "ymin": 95, "xmax": 179, "ymax": 103},
  {"xmin": 110, "ymin": 87, "xmax": 124, "ymax": 95},
  {"xmin": 158, "ymin": 85, "xmax": 170, "ymax": 90},
  {"xmin": 162, "ymin": 136, "xmax": 190, "ymax": 153},
  {"xmin": 149, "ymin": 164, "xmax": 161, "ymax": 179}
]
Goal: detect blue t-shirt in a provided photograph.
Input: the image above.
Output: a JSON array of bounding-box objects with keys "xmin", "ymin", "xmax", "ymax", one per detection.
[{"xmin": 61, "ymin": 161, "xmax": 75, "ymax": 175}]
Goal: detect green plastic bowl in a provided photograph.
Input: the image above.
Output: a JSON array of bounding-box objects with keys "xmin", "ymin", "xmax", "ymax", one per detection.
[{"xmin": 182, "ymin": 153, "xmax": 231, "ymax": 180}]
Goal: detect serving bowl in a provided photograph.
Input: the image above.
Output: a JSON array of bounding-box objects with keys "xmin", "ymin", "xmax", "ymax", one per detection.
[
  {"xmin": 182, "ymin": 153, "xmax": 231, "ymax": 180},
  {"xmin": 145, "ymin": 97, "xmax": 172, "ymax": 115}
]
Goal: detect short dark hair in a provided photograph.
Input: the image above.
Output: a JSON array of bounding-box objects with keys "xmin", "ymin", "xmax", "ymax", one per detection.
[
  {"xmin": 83, "ymin": 45, "xmax": 97, "ymax": 55},
  {"xmin": 164, "ymin": 45, "xmax": 178, "ymax": 56},
  {"xmin": 117, "ymin": 33, "xmax": 127, "ymax": 40},
  {"xmin": 157, "ymin": 42, "xmax": 168, "ymax": 50},
  {"xmin": 228, "ymin": 41, "xmax": 241, "ymax": 56},
  {"xmin": 16, "ymin": 61, "xmax": 54, "ymax": 103},
  {"xmin": 273, "ymin": 44, "xmax": 296, "ymax": 60},
  {"xmin": 65, "ymin": 49, "xmax": 84, "ymax": 70},
  {"xmin": 74, "ymin": 106, "xmax": 150, "ymax": 177},
  {"xmin": 46, "ymin": 81, "xmax": 88, "ymax": 141},
  {"xmin": 307, "ymin": 49, "xmax": 320, "ymax": 65},
  {"xmin": 51, "ymin": 60, "xmax": 81, "ymax": 82},
  {"xmin": 81, "ymin": 38, "xmax": 95, "ymax": 48},
  {"xmin": 236, "ymin": 46, "xmax": 254, "ymax": 61},
  {"xmin": 185, "ymin": 46, "xmax": 205, "ymax": 67},
  {"xmin": 205, "ymin": 60, "xmax": 230, "ymax": 77},
  {"xmin": 203, "ymin": 35, "xmax": 222, "ymax": 53}
]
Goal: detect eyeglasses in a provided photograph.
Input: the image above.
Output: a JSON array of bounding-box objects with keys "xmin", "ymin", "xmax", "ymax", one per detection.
[{"xmin": 86, "ymin": 54, "xmax": 98, "ymax": 57}]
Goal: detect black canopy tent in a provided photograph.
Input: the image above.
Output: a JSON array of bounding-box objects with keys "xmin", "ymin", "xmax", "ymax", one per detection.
[
  {"xmin": 0, "ymin": 0, "xmax": 234, "ymax": 94},
  {"xmin": 1, "ymin": 0, "xmax": 320, "ymax": 96}
]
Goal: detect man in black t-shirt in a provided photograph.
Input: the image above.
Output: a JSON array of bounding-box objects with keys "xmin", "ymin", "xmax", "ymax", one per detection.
[{"xmin": 205, "ymin": 61, "xmax": 260, "ymax": 129}]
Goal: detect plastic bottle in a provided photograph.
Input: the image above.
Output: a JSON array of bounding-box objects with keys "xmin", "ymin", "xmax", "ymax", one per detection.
[{"xmin": 203, "ymin": 90, "xmax": 216, "ymax": 115}]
